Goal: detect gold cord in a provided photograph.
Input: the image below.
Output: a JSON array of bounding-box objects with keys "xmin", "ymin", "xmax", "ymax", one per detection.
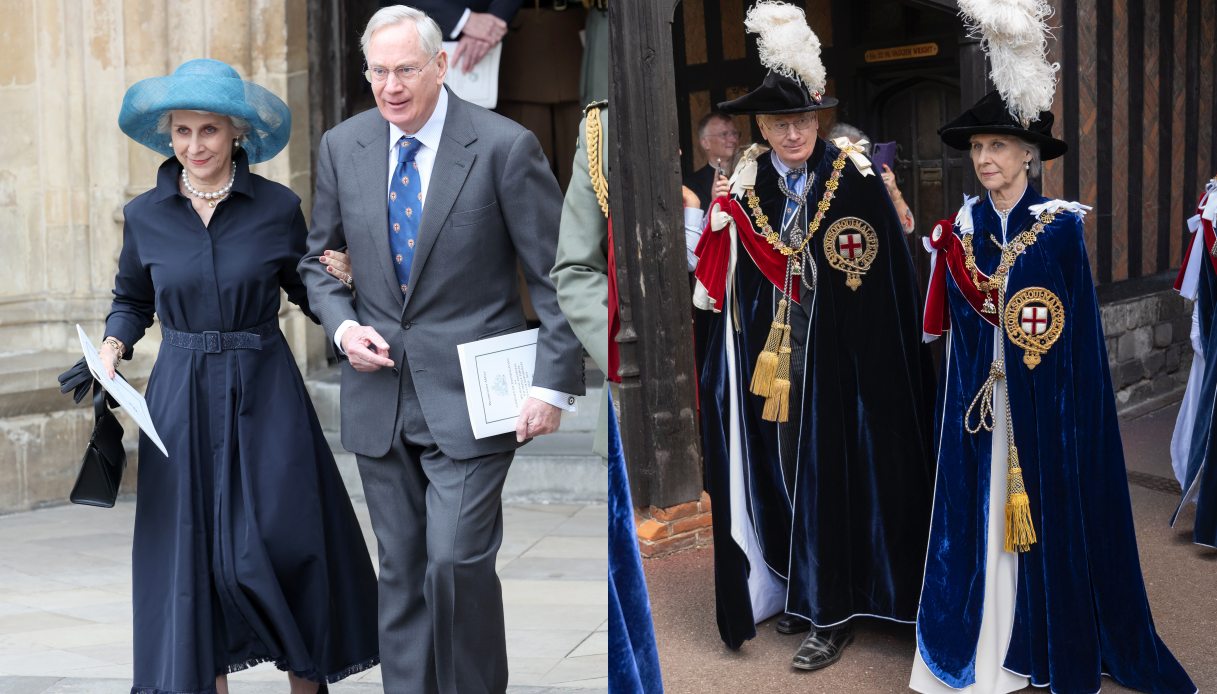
[
  {"xmin": 585, "ymin": 106, "xmax": 609, "ymax": 219},
  {"xmin": 745, "ymin": 148, "xmax": 851, "ymax": 257},
  {"xmin": 963, "ymin": 210, "xmax": 1058, "ymax": 293}
]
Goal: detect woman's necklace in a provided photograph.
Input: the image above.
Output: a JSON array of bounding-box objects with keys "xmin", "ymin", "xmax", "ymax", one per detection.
[
  {"xmin": 182, "ymin": 162, "xmax": 237, "ymax": 208},
  {"xmin": 961, "ymin": 209, "xmax": 1058, "ymax": 302}
]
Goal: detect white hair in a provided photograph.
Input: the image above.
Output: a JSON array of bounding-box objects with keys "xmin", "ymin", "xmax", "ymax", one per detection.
[
  {"xmin": 156, "ymin": 110, "xmax": 251, "ymax": 140},
  {"xmin": 361, "ymin": 5, "xmax": 443, "ymax": 59},
  {"xmin": 827, "ymin": 122, "xmax": 870, "ymax": 155}
]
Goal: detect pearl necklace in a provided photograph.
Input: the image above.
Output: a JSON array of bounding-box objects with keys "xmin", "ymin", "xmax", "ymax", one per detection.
[{"xmin": 182, "ymin": 162, "xmax": 236, "ymax": 207}]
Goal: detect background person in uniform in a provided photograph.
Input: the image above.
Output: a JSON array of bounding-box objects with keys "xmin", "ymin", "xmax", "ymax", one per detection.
[{"xmin": 300, "ymin": 6, "xmax": 584, "ymax": 693}]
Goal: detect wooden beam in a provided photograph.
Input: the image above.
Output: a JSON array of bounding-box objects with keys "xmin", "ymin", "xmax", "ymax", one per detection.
[{"xmin": 609, "ymin": 0, "xmax": 704, "ymax": 509}]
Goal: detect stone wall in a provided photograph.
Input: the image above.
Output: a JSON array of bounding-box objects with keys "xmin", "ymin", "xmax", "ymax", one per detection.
[
  {"xmin": 0, "ymin": 0, "xmax": 323, "ymax": 513},
  {"xmin": 1102, "ymin": 288, "xmax": 1194, "ymax": 412}
]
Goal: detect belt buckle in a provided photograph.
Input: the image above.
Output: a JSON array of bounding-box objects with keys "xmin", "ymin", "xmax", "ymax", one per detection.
[{"xmin": 202, "ymin": 330, "xmax": 222, "ymax": 354}]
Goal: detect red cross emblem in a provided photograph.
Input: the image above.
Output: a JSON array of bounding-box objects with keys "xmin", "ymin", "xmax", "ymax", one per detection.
[
  {"xmin": 838, "ymin": 233, "xmax": 863, "ymax": 260},
  {"xmin": 1020, "ymin": 305, "xmax": 1049, "ymax": 335}
]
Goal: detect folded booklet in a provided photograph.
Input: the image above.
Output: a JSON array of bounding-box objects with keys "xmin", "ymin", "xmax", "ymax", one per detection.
[{"xmin": 457, "ymin": 328, "xmax": 539, "ymax": 439}]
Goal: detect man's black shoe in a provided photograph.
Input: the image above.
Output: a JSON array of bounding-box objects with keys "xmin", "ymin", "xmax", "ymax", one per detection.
[
  {"xmin": 775, "ymin": 613, "xmax": 812, "ymax": 635},
  {"xmin": 791, "ymin": 625, "xmax": 854, "ymax": 671}
]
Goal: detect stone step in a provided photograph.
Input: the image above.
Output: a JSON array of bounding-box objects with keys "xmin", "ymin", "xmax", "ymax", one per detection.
[{"xmin": 327, "ymin": 430, "xmax": 605, "ymax": 505}]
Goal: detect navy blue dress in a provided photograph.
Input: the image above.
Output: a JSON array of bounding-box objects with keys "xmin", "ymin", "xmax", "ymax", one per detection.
[{"xmin": 105, "ymin": 154, "xmax": 379, "ymax": 694}]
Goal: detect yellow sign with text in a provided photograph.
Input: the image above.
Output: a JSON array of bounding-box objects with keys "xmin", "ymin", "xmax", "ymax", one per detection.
[{"xmin": 864, "ymin": 43, "xmax": 940, "ymax": 63}]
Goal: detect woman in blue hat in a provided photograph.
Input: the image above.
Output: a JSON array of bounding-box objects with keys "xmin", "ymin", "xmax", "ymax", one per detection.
[{"xmin": 100, "ymin": 58, "xmax": 379, "ymax": 694}]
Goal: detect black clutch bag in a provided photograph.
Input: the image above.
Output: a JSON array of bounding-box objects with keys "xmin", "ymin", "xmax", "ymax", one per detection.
[{"xmin": 59, "ymin": 359, "xmax": 127, "ymax": 507}]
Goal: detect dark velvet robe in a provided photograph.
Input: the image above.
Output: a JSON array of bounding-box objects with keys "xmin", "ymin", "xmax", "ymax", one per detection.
[
  {"xmin": 608, "ymin": 391, "xmax": 665, "ymax": 693},
  {"xmin": 696, "ymin": 139, "xmax": 936, "ymax": 649},
  {"xmin": 916, "ymin": 188, "xmax": 1195, "ymax": 694}
]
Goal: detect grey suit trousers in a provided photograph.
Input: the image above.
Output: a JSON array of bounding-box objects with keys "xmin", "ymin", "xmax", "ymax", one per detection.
[{"xmin": 356, "ymin": 367, "xmax": 512, "ymax": 694}]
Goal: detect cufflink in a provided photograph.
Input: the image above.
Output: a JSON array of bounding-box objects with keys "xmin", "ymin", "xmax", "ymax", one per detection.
[{"xmin": 568, "ymin": 396, "xmax": 576, "ymax": 406}]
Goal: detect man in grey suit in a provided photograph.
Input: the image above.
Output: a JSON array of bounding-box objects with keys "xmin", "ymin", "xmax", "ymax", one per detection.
[{"xmin": 299, "ymin": 6, "xmax": 585, "ymax": 693}]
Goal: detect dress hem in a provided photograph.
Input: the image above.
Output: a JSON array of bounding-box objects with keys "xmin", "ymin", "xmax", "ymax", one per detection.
[{"xmin": 129, "ymin": 654, "xmax": 381, "ymax": 694}]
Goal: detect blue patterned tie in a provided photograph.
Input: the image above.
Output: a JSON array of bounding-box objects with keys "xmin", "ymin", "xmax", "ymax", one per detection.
[
  {"xmin": 389, "ymin": 135, "xmax": 424, "ymax": 294},
  {"xmin": 782, "ymin": 169, "xmax": 805, "ymax": 231}
]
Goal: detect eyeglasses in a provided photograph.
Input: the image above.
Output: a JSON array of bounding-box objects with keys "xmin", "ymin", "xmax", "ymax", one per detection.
[
  {"xmin": 766, "ymin": 115, "xmax": 817, "ymax": 135},
  {"xmin": 365, "ymin": 53, "xmax": 438, "ymax": 84}
]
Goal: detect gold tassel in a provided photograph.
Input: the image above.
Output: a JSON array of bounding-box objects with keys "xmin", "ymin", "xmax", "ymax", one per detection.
[
  {"xmin": 750, "ymin": 298, "xmax": 788, "ymax": 397},
  {"xmin": 761, "ymin": 321, "xmax": 793, "ymax": 422},
  {"xmin": 751, "ymin": 350, "xmax": 778, "ymax": 397},
  {"xmin": 1003, "ymin": 449, "xmax": 1037, "ymax": 553},
  {"xmin": 762, "ymin": 378, "xmax": 791, "ymax": 422}
]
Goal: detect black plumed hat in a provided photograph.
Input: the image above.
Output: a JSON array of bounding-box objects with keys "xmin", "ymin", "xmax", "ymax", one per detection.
[
  {"xmin": 717, "ymin": 72, "xmax": 838, "ymax": 115},
  {"xmin": 938, "ymin": 90, "xmax": 1068, "ymax": 161}
]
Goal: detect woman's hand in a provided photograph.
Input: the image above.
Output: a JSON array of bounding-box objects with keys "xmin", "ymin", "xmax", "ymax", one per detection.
[
  {"xmin": 881, "ymin": 164, "xmax": 902, "ymax": 199},
  {"xmin": 711, "ymin": 172, "xmax": 731, "ymax": 201},
  {"xmin": 320, "ymin": 249, "xmax": 354, "ymax": 290},
  {"xmin": 99, "ymin": 338, "xmax": 123, "ymax": 380}
]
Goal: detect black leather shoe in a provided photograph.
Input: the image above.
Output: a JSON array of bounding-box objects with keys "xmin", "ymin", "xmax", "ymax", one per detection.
[
  {"xmin": 775, "ymin": 613, "xmax": 812, "ymax": 634},
  {"xmin": 791, "ymin": 625, "xmax": 854, "ymax": 671}
]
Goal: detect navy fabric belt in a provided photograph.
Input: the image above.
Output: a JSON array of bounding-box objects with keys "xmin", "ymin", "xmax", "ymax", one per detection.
[{"xmin": 161, "ymin": 318, "xmax": 278, "ymax": 354}]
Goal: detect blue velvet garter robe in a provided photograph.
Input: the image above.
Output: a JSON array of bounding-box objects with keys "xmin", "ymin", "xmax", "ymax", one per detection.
[
  {"xmin": 1169, "ymin": 179, "xmax": 1217, "ymax": 548},
  {"xmin": 692, "ymin": 139, "xmax": 937, "ymax": 649},
  {"xmin": 913, "ymin": 187, "xmax": 1195, "ymax": 694},
  {"xmin": 106, "ymin": 154, "xmax": 380, "ymax": 694},
  {"xmin": 608, "ymin": 391, "xmax": 665, "ymax": 694}
]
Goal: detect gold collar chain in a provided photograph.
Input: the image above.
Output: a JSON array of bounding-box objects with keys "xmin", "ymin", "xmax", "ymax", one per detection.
[
  {"xmin": 745, "ymin": 148, "xmax": 850, "ymax": 258},
  {"xmin": 962, "ymin": 210, "xmax": 1058, "ymax": 293}
]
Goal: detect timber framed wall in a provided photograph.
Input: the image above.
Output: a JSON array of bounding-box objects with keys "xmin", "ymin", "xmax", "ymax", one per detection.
[{"xmin": 674, "ymin": 0, "xmax": 1216, "ymax": 292}]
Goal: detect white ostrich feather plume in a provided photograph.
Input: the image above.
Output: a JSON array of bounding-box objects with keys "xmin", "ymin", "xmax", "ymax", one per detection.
[
  {"xmin": 745, "ymin": 1, "xmax": 827, "ymax": 97},
  {"xmin": 958, "ymin": 0, "xmax": 1060, "ymax": 125}
]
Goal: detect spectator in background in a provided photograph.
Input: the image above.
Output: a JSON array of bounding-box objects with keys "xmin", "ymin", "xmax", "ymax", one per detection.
[
  {"xmin": 829, "ymin": 122, "xmax": 916, "ymax": 234},
  {"xmin": 388, "ymin": 0, "xmax": 522, "ymax": 72},
  {"xmin": 683, "ymin": 111, "xmax": 740, "ymax": 210}
]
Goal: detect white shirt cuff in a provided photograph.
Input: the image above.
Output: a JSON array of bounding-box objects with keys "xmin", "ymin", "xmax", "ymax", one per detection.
[
  {"xmin": 451, "ymin": 8, "xmax": 472, "ymax": 38},
  {"xmin": 334, "ymin": 319, "xmax": 359, "ymax": 354},
  {"xmin": 684, "ymin": 207, "xmax": 705, "ymax": 272},
  {"xmin": 529, "ymin": 386, "xmax": 578, "ymax": 412}
]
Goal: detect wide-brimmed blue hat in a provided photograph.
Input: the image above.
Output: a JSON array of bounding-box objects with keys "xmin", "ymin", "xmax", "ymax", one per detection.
[{"xmin": 118, "ymin": 59, "xmax": 291, "ymax": 164}]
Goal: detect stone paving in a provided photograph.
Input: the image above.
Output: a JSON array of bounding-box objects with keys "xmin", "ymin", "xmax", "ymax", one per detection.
[{"xmin": 0, "ymin": 499, "xmax": 607, "ymax": 693}]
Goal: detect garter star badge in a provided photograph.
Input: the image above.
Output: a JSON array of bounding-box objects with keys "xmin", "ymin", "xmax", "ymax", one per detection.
[
  {"xmin": 1004, "ymin": 286, "xmax": 1064, "ymax": 369},
  {"xmin": 823, "ymin": 217, "xmax": 878, "ymax": 290}
]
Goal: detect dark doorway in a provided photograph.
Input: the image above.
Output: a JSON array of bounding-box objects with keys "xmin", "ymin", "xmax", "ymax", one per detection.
[{"xmin": 869, "ymin": 77, "xmax": 964, "ymax": 289}]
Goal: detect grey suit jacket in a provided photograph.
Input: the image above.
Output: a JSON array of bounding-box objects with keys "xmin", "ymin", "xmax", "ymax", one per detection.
[{"xmin": 301, "ymin": 88, "xmax": 585, "ymax": 460}]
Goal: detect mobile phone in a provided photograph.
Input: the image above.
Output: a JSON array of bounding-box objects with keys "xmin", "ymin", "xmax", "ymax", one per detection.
[{"xmin": 870, "ymin": 141, "xmax": 897, "ymax": 172}]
